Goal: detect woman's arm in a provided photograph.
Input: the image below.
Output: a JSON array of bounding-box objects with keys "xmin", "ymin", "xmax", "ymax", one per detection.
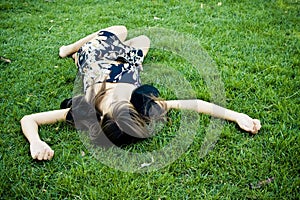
[
  {"xmin": 20, "ymin": 108, "xmax": 70, "ymax": 160},
  {"xmin": 161, "ymin": 100, "xmax": 261, "ymax": 134}
]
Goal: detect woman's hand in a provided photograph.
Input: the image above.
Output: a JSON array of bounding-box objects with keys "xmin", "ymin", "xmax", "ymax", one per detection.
[
  {"xmin": 236, "ymin": 113, "xmax": 261, "ymax": 134},
  {"xmin": 30, "ymin": 140, "xmax": 54, "ymax": 160}
]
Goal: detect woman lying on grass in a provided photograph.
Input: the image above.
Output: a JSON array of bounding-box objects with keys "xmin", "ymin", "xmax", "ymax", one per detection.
[{"xmin": 20, "ymin": 25, "xmax": 261, "ymax": 161}]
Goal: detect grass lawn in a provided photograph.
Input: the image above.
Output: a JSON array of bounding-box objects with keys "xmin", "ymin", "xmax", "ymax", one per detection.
[{"xmin": 1, "ymin": 0, "xmax": 299, "ymax": 199}]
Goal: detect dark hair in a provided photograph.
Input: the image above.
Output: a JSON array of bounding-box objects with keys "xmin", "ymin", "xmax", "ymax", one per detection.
[{"xmin": 61, "ymin": 83, "xmax": 166, "ymax": 147}]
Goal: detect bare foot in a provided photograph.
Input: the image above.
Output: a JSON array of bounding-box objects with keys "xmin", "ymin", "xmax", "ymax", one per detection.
[{"xmin": 59, "ymin": 45, "xmax": 71, "ymax": 58}]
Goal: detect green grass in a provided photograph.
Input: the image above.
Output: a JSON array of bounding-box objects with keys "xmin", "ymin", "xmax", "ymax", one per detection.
[{"xmin": 1, "ymin": 0, "xmax": 299, "ymax": 199}]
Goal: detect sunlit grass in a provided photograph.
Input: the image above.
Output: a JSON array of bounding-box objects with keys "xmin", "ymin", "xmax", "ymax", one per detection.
[{"xmin": 1, "ymin": 0, "xmax": 299, "ymax": 199}]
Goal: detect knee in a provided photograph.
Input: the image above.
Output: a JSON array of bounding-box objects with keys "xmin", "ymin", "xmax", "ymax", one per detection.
[
  {"xmin": 138, "ymin": 35, "xmax": 150, "ymax": 45},
  {"xmin": 119, "ymin": 25, "xmax": 127, "ymax": 33},
  {"xmin": 112, "ymin": 25, "xmax": 127, "ymax": 35},
  {"xmin": 105, "ymin": 25, "xmax": 127, "ymax": 41}
]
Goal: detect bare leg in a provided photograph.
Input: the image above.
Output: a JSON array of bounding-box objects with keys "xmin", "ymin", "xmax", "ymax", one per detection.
[
  {"xmin": 59, "ymin": 25, "xmax": 128, "ymax": 58},
  {"xmin": 123, "ymin": 35, "xmax": 150, "ymax": 56}
]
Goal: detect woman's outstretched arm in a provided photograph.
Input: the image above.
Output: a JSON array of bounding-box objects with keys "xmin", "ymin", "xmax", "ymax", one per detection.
[
  {"xmin": 20, "ymin": 108, "xmax": 70, "ymax": 160},
  {"xmin": 161, "ymin": 100, "xmax": 261, "ymax": 134}
]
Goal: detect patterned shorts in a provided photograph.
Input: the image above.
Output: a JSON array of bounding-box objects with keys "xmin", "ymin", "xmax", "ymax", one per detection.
[{"xmin": 77, "ymin": 31, "xmax": 144, "ymax": 92}]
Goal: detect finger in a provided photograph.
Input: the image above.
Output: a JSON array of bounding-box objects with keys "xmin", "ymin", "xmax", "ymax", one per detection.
[
  {"xmin": 49, "ymin": 150, "xmax": 54, "ymax": 159},
  {"xmin": 254, "ymin": 119, "xmax": 261, "ymax": 130},
  {"xmin": 252, "ymin": 123, "xmax": 258, "ymax": 134},
  {"xmin": 31, "ymin": 152, "xmax": 38, "ymax": 159},
  {"xmin": 247, "ymin": 124, "xmax": 258, "ymax": 134},
  {"xmin": 44, "ymin": 150, "xmax": 50, "ymax": 160},
  {"xmin": 37, "ymin": 149, "xmax": 46, "ymax": 160},
  {"xmin": 253, "ymin": 119, "xmax": 261, "ymax": 133},
  {"xmin": 48, "ymin": 150, "xmax": 54, "ymax": 160}
]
